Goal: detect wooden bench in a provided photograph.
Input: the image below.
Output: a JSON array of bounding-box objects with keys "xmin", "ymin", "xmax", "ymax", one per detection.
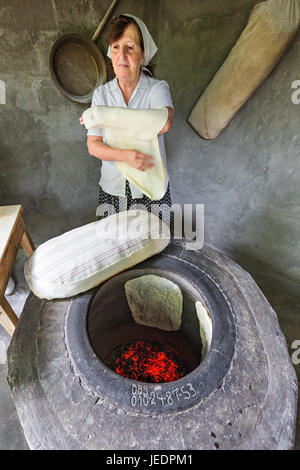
[{"xmin": 0, "ymin": 205, "xmax": 35, "ymax": 336}]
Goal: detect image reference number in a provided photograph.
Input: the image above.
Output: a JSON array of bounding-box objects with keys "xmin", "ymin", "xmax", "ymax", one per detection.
[{"xmin": 130, "ymin": 383, "xmax": 197, "ymax": 408}]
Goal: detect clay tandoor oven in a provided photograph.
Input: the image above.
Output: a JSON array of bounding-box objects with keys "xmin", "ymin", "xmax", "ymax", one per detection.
[
  {"xmin": 66, "ymin": 261, "xmax": 233, "ymax": 415},
  {"xmin": 7, "ymin": 241, "xmax": 298, "ymax": 450}
]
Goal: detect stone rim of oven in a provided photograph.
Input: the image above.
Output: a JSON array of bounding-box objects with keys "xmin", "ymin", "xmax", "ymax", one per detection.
[{"xmin": 65, "ymin": 259, "xmax": 236, "ymax": 416}]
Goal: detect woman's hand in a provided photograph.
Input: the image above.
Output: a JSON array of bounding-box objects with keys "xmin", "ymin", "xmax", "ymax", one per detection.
[
  {"xmin": 122, "ymin": 149, "xmax": 154, "ymax": 171},
  {"xmin": 79, "ymin": 114, "xmax": 85, "ymax": 126},
  {"xmin": 86, "ymin": 137, "xmax": 154, "ymax": 170}
]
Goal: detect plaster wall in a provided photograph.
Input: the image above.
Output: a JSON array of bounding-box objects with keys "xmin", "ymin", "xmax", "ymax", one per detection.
[
  {"xmin": 158, "ymin": 0, "xmax": 300, "ymax": 298},
  {"xmin": 0, "ymin": 0, "xmax": 299, "ymax": 295}
]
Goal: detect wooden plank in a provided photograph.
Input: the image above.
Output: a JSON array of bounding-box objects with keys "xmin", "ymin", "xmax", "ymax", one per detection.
[
  {"xmin": 0, "ymin": 296, "xmax": 18, "ymax": 336},
  {"xmin": 0, "ymin": 205, "xmax": 35, "ymax": 335},
  {"xmin": 0, "ymin": 219, "xmax": 24, "ymax": 297},
  {"xmin": 21, "ymin": 220, "xmax": 35, "ymax": 256}
]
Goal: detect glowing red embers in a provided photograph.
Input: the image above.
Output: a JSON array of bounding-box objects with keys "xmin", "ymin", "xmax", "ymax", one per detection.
[{"xmin": 110, "ymin": 340, "xmax": 186, "ymax": 383}]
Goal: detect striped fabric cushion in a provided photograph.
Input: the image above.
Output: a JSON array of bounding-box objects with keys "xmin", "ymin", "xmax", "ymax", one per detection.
[{"xmin": 24, "ymin": 210, "xmax": 170, "ymax": 300}]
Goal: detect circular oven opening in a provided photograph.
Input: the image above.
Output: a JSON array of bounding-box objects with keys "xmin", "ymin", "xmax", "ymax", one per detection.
[
  {"xmin": 87, "ymin": 268, "xmax": 211, "ymax": 384},
  {"xmin": 65, "ymin": 258, "xmax": 235, "ymax": 415}
]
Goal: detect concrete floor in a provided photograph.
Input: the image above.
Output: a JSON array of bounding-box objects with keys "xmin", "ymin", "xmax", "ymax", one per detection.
[{"xmin": 0, "ymin": 249, "xmax": 299, "ymax": 450}]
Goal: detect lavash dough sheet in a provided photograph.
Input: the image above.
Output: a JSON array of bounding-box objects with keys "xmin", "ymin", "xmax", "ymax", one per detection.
[
  {"xmin": 106, "ymin": 127, "xmax": 166, "ymax": 200},
  {"xmin": 83, "ymin": 105, "xmax": 169, "ymax": 200}
]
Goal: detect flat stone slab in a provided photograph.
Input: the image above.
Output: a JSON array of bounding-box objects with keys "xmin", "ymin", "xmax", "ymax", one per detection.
[
  {"xmin": 125, "ymin": 274, "xmax": 183, "ymax": 331},
  {"xmin": 7, "ymin": 241, "xmax": 298, "ymax": 450}
]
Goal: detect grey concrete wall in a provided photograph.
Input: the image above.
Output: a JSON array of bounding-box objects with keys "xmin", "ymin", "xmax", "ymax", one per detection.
[{"xmin": 157, "ymin": 0, "xmax": 300, "ymax": 299}]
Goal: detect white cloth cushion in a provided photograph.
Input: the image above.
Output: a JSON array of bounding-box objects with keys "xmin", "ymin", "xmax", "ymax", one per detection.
[
  {"xmin": 24, "ymin": 210, "xmax": 170, "ymax": 300},
  {"xmin": 83, "ymin": 105, "xmax": 168, "ymax": 200}
]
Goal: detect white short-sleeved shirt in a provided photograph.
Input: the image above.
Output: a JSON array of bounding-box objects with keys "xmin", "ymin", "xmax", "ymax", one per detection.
[{"xmin": 87, "ymin": 71, "xmax": 174, "ymax": 199}]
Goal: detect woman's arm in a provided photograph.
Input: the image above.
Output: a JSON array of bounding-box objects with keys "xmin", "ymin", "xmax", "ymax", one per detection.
[
  {"xmin": 158, "ymin": 106, "xmax": 174, "ymax": 135},
  {"xmin": 86, "ymin": 135, "xmax": 154, "ymax": 171},
  {"xmin": 87, "ymin": 135, "xmax": 124, "ymax": 162}
]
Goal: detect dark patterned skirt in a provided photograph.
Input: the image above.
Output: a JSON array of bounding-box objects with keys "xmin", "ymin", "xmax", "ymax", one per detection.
[{"xmin": 96, "ymin": 180, "xmax": 172, "ymax": 226}]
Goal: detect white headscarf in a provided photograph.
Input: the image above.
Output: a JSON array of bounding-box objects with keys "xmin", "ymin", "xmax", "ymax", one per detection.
[{"xmin": 107, "ymin": 13, "xmax": 158, "ymax": 75}]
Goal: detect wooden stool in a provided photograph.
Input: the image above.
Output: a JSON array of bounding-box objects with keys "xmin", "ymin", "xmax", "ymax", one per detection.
[{"xmin": 0, "ymin": 205, "xmax": 35, "ymax": 336}]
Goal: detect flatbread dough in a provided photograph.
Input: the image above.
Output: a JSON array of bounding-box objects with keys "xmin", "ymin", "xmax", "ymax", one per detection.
[
  {"xmin": 83, "ymin": 106, "xmax": 169, "ymax": 200},
  {"xmin": 124, "ymin": 274, "xmax": 183, "ymax": 331},
  {"xmin": 195, "ymin": 300, "xmax": 212, "ymax": 360}
]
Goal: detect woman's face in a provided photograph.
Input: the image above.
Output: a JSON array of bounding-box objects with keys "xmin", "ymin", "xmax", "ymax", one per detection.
[{"xmin": 110, "ymin": 23, "xmax": 145, "ymax": 82}]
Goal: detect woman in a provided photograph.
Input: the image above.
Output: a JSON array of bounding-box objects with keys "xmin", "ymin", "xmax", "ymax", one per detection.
[{"xmin": 80, "ymin": 14, "xmax": 174, "ymax": 224}]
